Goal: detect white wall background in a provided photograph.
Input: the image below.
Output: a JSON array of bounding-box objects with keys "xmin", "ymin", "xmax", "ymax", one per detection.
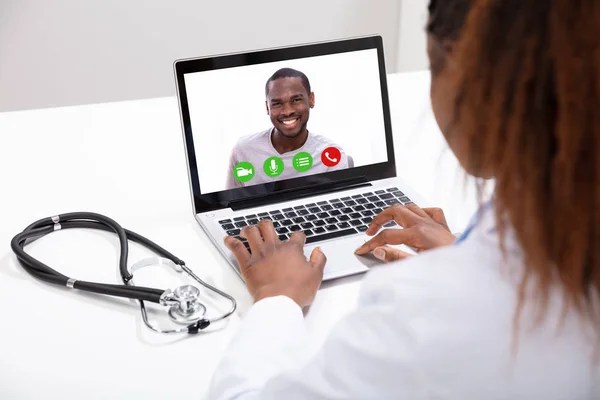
[
  {"xmin": 0, "ymin": 0, "xmax": 394, "ymax": 112},
  {"xmin": 396, "ymin": 0, "xmax": 429, "ymax": 72},
  {"xmin": 0, "ymin": 0, "xmax": 430, "ymax": 113}
]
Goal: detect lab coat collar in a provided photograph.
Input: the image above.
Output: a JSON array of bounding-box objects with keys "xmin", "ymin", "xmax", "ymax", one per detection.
[{"xmin": 465, "ymin": 200, "xmax": 522, "ymax": 254}]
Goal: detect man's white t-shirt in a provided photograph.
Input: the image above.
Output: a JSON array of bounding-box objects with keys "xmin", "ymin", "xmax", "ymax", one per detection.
[{"xmin": 225, "ymin": 128, "xmax": 349, "ymax": 189}]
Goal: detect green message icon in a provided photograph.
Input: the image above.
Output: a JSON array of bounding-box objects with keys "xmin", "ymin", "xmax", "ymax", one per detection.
[
  {"xmin": 233, "ymin": 161, "xmax": 255, "ymax": 183},
  {"xmin": 292, "ymin": 152, "xmax": 313, "ymax": 172},
  {"xmin": 263, "ymin": 156, "xmax": 284, "ymax": 177}
]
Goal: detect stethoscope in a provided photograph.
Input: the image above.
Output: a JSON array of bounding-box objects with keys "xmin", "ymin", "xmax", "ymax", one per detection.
[{"xmin": 10, "ymin": 212, "xmax": 237, "ymax": 334}]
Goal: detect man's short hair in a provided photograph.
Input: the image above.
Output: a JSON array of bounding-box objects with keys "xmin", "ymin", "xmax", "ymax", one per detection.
[{"xmin": 265, "ymin": 68, "xmax": 311, "ymax": 96}]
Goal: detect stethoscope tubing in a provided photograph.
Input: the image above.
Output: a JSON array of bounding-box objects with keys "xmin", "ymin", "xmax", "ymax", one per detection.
[{"xmin": 12, "ymin": 212, "xmax": 182, "ymax": 303}]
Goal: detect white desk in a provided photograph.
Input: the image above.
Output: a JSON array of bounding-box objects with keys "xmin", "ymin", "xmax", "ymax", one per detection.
[{"xmin": 0, "ymin": 71, "xmax": 479, "ymax": 398}]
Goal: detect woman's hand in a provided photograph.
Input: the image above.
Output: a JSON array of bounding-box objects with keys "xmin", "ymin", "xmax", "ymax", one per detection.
[
  {"xmin": 224, "ymin": 219, "xmax": 327, "ymax": 308},
  {"xmin": 354, "ymin": 204, "xmax": 456, "ymax": 262}
]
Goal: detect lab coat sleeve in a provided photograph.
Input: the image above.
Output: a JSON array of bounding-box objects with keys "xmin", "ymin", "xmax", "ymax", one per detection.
[
  {"xmin": 207, "ymin": 277, "xmax": 430, "ymax": 400},
  {"xmin": 207, "ymin": 295, "xmax": 311, "ymax": 399}
]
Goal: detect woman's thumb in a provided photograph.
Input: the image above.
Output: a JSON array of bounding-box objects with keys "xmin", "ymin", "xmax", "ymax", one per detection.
[
  {"xmin": 373, "ymin": 246, "xmax": 412, "ymax": 262},
  {"xmin": 309, "ymin": 246, "xmax": 327, "ymax": 270}
]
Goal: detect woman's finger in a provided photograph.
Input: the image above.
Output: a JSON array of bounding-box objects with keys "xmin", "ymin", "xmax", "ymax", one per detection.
[
  {"xmin": 373, "ymin": 246, "xmax": 413, "ymax": 262},
  {"xmin": 365, "ymin": 207, "xmax": 395, "ymax": 236},
  {"xmin": 257, "ymin": 218, "xmax": 279, "ymax": 244},
  {"xmin": 423, "ymin": 207, "xmax": 450, "ymax": 230},
  {"xmin": 223, "ymin": 235, "xmax": 252, "ymax": 270},
  {"xmin": 288, "ymin": 231, "xmax": 307, "ymax": 248},
  {"xmin": 366, "ymin": 205, "xmax": 421, "ymax": 235},
  {"xmin": 355, "ymin": 228, "xmax": 413, "ymax": 255},
  {"xmin": 240, "ymin": 224, "xmax": 264, "ymax": 254},
  {"xmin": 405, "ymin": 203, "xmax": 429, "ymax": 218}
]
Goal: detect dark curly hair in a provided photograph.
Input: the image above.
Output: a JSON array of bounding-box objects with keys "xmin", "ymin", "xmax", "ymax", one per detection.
[{"xmin": 265, "ymin": 68, "xmax": 311, "ymax": 97}]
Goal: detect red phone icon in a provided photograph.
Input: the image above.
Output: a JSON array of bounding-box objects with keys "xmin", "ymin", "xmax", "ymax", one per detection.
[{"xmin": 321, "ymin": 147, "xmax": 341, "ymax": 167}]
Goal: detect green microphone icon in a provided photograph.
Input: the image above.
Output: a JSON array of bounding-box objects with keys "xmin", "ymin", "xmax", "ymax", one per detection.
[{"xmin": 263, "ymin": 156, "xmax": 284, "ymax": 177}]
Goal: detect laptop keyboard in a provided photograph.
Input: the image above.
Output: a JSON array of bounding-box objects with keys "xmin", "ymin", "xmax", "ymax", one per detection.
[{"xmin": 218, "ymin": 187, "xmax": 413, "ymax": 252}]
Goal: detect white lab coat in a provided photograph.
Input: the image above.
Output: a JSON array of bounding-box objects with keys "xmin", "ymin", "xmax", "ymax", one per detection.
[{"xmin": 207, "ymin": 206, "xmax": 600, "ymax": 399}]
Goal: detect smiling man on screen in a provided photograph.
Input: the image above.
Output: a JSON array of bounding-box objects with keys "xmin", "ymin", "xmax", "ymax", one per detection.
[{"xmin": 225, "ymin": 68, "xmax": 349, "ymax": 189}]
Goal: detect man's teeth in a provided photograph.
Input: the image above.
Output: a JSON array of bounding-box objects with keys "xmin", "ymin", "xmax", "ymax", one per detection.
[{"xmin": 282, "ymin": 118, "xmax": 298, "ymax": 125}]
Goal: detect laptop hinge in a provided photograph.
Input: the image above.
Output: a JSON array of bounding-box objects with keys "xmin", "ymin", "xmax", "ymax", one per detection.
[{"xmin": 227, "ymin": 176, "xmax": 372, "ymax": 211}]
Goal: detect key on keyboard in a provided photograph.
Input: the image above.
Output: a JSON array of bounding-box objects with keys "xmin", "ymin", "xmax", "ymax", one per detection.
[{"xmin": 305, "ymin": 228, "xmax": 357, "ymax": 244}]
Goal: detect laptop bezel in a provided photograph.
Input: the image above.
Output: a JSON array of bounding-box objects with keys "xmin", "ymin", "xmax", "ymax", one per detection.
[{"xmin": 174, "ymin": 35, "xmax": 396, "ymax": 214}]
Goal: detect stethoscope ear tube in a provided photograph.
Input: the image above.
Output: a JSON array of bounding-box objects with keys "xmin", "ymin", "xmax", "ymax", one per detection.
[{"xmin": 11, "ymin": 215, "xmax": 164, "ymax": 303}]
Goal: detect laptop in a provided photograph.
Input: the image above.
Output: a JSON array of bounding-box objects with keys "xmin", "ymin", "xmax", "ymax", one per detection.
[{"xmin": 173, "ymin": 35, "xmax": 428, "ymax": 281}]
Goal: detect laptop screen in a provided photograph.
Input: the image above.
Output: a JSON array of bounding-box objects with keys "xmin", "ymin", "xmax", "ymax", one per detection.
[{"xmin": 175, "ymin": 36, "xmax": 396, "ymax": 212}]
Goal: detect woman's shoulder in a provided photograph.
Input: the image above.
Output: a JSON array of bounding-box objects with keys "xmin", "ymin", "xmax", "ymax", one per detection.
[
  {"xmin": 360, "ymin": 238, "xmax": 517, "ymax": 306},
  {"xmin": 356, "ymin": 238, "xmax": 524, "ymax": 344},
  {"xmin": 355, "ymin": 238, "xmax": 599, "ymax": 397}
]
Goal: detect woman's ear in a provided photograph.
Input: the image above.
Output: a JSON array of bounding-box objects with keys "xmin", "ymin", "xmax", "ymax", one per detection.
[
  {"xmin": 441, "ymin": 39, "xmax": 459, "ymax": 71},
  {"xmin": 443, "ymin": 39, "xmax": 455, "ymax": 55},
  {"xmin": 427, "ymin": 34, "xmax": 456, "ymax": 74}
]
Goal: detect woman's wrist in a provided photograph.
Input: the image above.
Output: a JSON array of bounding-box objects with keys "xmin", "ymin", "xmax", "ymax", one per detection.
[{"xmin": 253, "ymin": 285, "xmax": 304, "ymax": 308}]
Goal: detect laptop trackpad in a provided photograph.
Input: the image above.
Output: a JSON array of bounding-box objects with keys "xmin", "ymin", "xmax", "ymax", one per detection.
[{"xmin": 304, "ymin": 234, "xmax": 414, "ymax": 279}]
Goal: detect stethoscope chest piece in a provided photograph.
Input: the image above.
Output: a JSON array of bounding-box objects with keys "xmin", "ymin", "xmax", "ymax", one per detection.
[{"xmin": 166, "ymin": 285, "xmax": 207, "ymax": 324}]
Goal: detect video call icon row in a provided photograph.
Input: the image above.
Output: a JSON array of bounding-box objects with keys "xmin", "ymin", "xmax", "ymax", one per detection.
[{"xmin": 233, "ymin": 147, "xmax": 342, "ymax": 183}]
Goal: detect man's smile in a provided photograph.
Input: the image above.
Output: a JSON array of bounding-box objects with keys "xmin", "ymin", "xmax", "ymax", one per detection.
[{"xmin": 279, "ymin": 116, "xmax": 300, "ymax": 129}]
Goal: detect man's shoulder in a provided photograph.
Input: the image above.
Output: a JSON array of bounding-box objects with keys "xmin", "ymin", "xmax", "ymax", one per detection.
[
  {"xmin": 309, "ymin": 133, "xmax": 343, "ymax": 149},
  {"xmin": 234, "ymin": 128, "xmax": 271, "ymax": 148}
]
